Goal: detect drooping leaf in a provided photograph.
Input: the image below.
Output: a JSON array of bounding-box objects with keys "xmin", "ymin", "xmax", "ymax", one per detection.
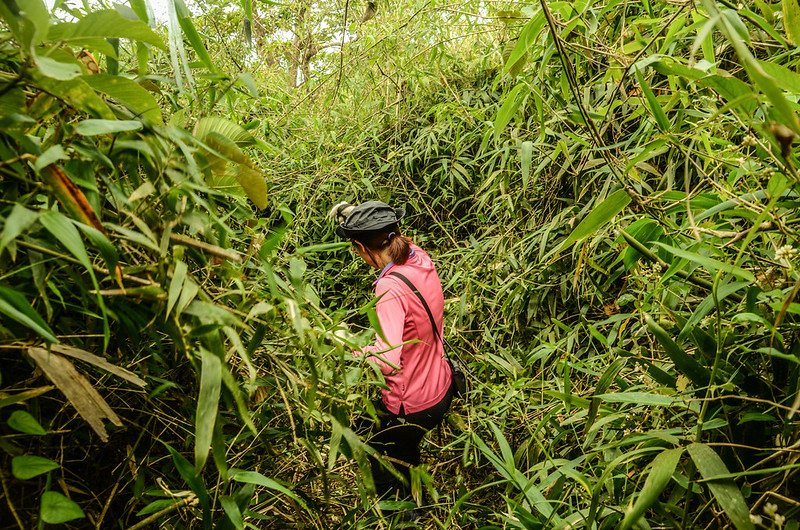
[
  {"xmin": 653, "ymin": 243, "xmax": 755, "ymax": 282},
  {"xmin": 635, "ymin": 68, "xmax": 670, "ymax": 131}
]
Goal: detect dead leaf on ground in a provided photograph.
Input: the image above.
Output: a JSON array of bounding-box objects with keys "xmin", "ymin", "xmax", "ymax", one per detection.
[{"xmin": 27, "ymin": 347, "xmax": 123, "ymax": 442}]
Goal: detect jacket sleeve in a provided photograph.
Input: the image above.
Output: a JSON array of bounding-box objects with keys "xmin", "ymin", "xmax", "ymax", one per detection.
[{"xmin": 356, "ymin": 277, "xmax": 407, "ymax": 375}]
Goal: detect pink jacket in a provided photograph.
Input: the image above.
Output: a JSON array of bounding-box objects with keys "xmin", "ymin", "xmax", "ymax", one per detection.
[{"xmin": 358, "ymin": 245, "xmax": 452, "ymax": 414}]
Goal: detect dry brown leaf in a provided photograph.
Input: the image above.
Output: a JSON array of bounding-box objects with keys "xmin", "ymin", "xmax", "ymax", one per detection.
[
  {"xmin": 27, "ymin": 347, "xmax": 123, "ymax": 442},
  {"xmin": 51, "ymin": 344, "xmax": 146, "ymax": 388}
]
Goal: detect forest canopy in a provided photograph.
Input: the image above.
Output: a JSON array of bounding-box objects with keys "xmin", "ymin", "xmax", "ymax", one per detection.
[{"xmin": 0, "ymin": 0, "xmax": 799, "ymax": 527}]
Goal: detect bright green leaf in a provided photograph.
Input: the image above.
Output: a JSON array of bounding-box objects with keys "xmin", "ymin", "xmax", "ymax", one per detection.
[
  {"xmin": 40, "ymin": 491, "xmax": 85, "ymax": 524},
  {"xmin": 8, "ymin": 410, "xmax": 47, "ymax": 435},
  {"xmin": 12, "ymin": 455, "xmax": 60, "ymax": 480}
]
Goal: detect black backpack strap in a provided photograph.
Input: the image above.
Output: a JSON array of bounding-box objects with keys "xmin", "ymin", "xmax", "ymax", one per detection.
[{"xmin": 387, "ymin": 271, "xmax": 442, "ymax": 345}]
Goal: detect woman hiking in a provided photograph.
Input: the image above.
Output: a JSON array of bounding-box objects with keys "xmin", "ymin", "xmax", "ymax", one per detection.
[{"xmin": 330, "ymin": 200, "xmax": 454, "ymax": 504}]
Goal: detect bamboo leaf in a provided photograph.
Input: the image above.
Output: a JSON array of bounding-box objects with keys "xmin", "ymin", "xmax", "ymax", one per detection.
[
  {"xmin": 167, "ymin": 260, "xmax": 188, "ymax": 319},
  {"xmin": 0, "ymin": 286, "xmax": 58, "ymax": 343},
  {"xmin": 195, "ymin": 346, "xmax": 222, "ymax": 473},
  {"xmin": 494, "ymin": 83, "xmax": 528, "ymax": 138},
  {"xmin": 687, "ymin": 443, "xmax": 755, "ymax": 530},
  {"xmin": 621, "ymin": 448, "xmax": 683, "ymax": 530},
  {"xmin": 653, "ymin": 243, "xmax": 755, "ymax": 282},
  {"xmin": 646, "ymin": 315, "xmax": 711, "ymax": 387},
  {"xmin": 172, "ymin": 0, "xmax": 218, "ymax": 72},
  {"xmin": 557, "ymin": 189, "xmax": 631, "ymax": 252},
  {"xmin": 0, "ymin": 204, "xmax": 39, "ymax": 257},
  {"xmin": 229, "ymin": 469, "xmax": 309, "ymax": 511},
  {"xmin": 635, "ymin": 68, "xmax": 670, "ymax": 131},
  {"xmin": 783, "ymin": 0, "xmax": 800, "ymax": 44}
]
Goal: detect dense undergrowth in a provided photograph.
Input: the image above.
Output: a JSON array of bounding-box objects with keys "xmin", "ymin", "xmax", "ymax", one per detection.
[{"xmin": 1, "ymin": 0, "xmax": 799, "ymax": 528}]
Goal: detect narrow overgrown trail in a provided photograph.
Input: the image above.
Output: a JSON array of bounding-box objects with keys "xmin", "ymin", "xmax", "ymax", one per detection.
[{"xmin": 1, "ymin": 0, "xmax": 799, "ymax": 528}]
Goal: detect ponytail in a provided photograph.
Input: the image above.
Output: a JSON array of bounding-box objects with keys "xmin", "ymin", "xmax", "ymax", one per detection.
[
  {"xmin": 386, "ymin": 233, "xmax": 413, "ymax": 265},
  {"xmin": 353, "ymin": 223, "xmax": 412, "ymax": 264}
]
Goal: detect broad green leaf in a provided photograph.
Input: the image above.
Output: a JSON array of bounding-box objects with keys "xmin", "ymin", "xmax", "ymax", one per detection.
[
  {"xmin": 8, "ymin": 410, "xmax": 47, "ymax": 435},
  {"xmin": 758, "ymin": 61, "xmax": 800, "ymax": 94},
  {"xmin": 0, "ymin": 286, "xmax": 58, "ymax": 343},
  {"xmin": 229, "ymin": 469, "xmax": 308, "ymax": 511},
  {"xmin": 74, "ymin": 119, "xmax": 143, "ymax": 136},
  {"xmin": 83, "ymin": 75, "xmax": 163, "ymax": 125},
  {"xmin": 235, "ymin": 166, "xmax": 269, "ymax": 210},
  {"xmin": 31, "ymin": 75, "xmax": 114, "ymax": 119},
  {"xmin": 635, "ymin": 68, "xmax": 670, "ymax": 131},
  {"xmin": 7, "ymin": 0, "xmax": 48, "ymax": 50},
  {"xmin": 621, "ymin": 448, "xmax": 683, "ymax": 529},
  {"xmin": 12, "ymin": 455, "xmax": 60, "ymax": 480},
  {"xmin": 40, "ymin": 491, "xmax": 85, "ymax": 524},
  {"xmin": 0, "ymin": 204, "xmax": 39, "ymax": 256},
  {"xmin": 34, "ymin": 55, "xmax": 81, "ymax": 80},
  {"xmin": 652, "ymin": 243, "xmax": 755, "ymax": 282},
  {"xmin": 194, "ymin": 117, "xmax": 253, "ymax": 145},
  {"xmin": 557, "ymin": 189, "xmax": 631, "ymax": 252},
  {"xmin": 783, "ymin": 0, "xmax": 800, "ymax": 44},
  {"xmin": 646, "ymin": 315, "xmax": 711, "ymax": 387},
  {"xmin": 47, "ymin": 10, "xmax": 165, "ymax": 50},
  {"xmin": 687, "ymin": 443, "xmax": 755, "ymax": 530},
  {"xmin": 195, "ymin": 347, "xmax": 222, "ymax": 473}
]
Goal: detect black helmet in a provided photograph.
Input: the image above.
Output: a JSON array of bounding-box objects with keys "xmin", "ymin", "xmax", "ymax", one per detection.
[{"xmin": 333, "ymin": 201, "xmax": 406, "ymax": 239}]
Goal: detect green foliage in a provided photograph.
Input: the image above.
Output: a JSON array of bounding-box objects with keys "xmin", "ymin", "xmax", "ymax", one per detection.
[{"xmin": 2, "ymin": 0, "xmax": 800, "ymax": 527}]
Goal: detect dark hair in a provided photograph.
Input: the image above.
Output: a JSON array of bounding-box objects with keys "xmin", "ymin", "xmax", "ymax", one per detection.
[{"xmin": 353, "ymin": 223, "xmax": 412, "ymax": 265}]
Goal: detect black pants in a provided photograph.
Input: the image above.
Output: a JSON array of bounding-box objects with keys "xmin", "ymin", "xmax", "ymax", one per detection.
[{"xmin": 366, "ymin": 386, "xmax": 453, "ymax": 498}]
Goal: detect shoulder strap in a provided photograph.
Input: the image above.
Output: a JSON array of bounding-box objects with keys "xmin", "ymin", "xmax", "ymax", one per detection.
[{"xmin": 387, "ymin": 271, "xmax": 442, "ymax": 345}]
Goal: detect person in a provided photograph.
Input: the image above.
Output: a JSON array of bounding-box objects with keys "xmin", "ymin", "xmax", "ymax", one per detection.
[{"xmin": 330, "ymin": 200, "xmax": 454, "ymax": 501}]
